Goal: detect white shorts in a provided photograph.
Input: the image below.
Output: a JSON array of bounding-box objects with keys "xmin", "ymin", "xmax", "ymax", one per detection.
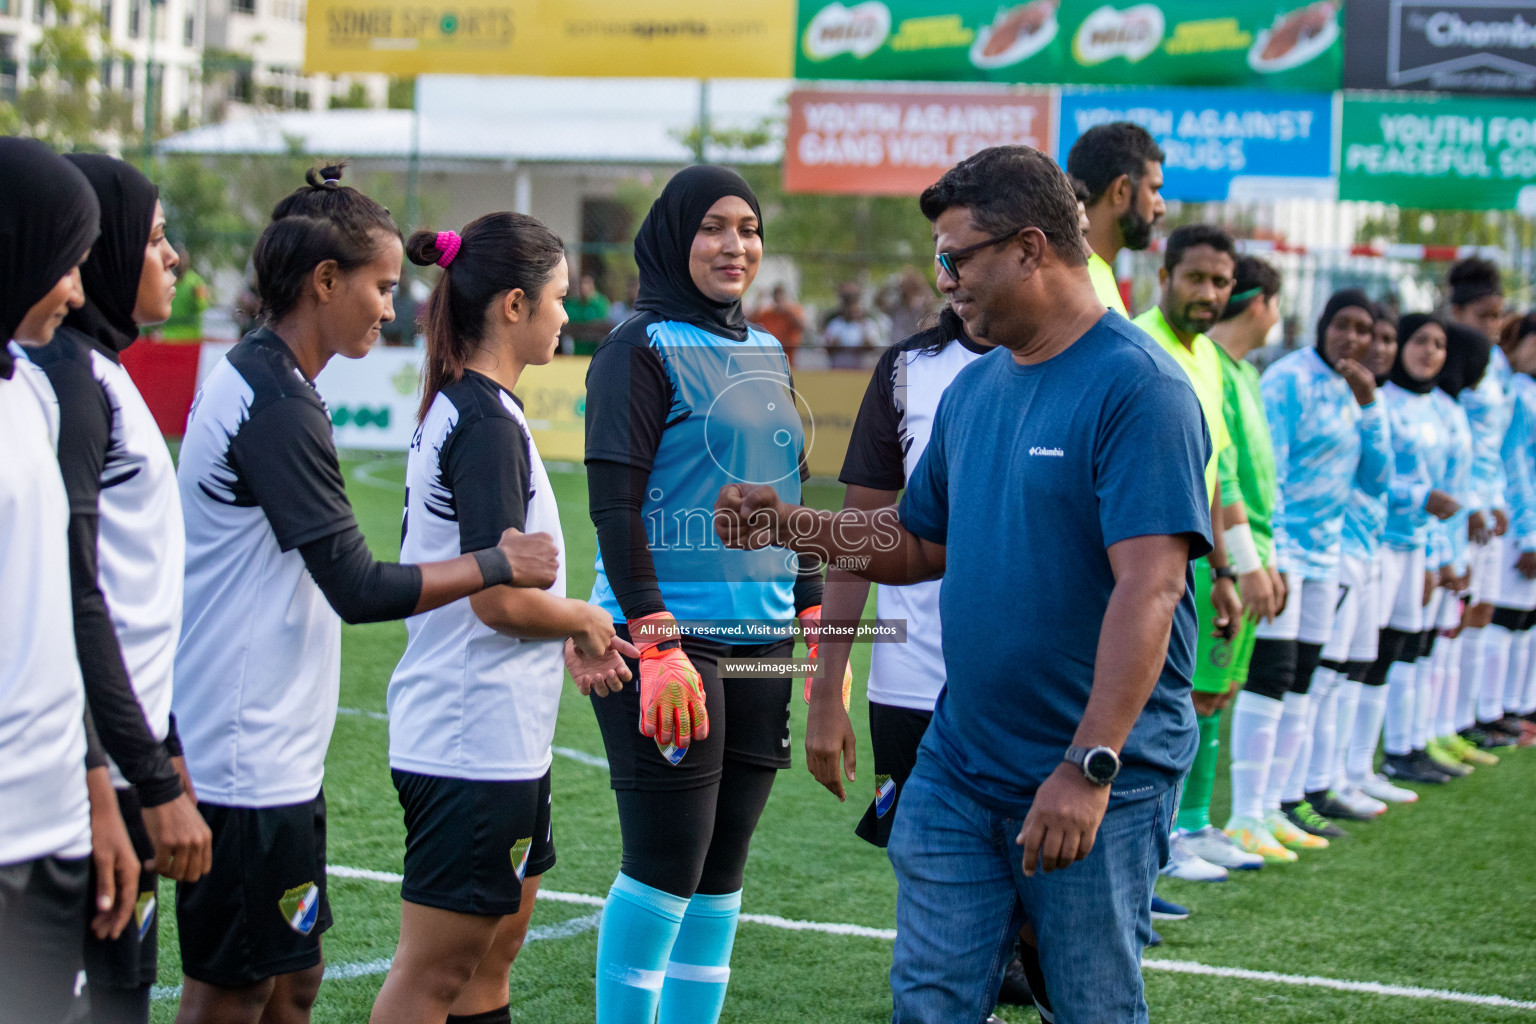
[
  {"xmin": 1495, "ymin": 537, "xmax": 1536, "ymax": 612},
  {"xmin": 1471, "ymin": 535, "xmax": 1501, "ymax": 606},
  {"xmin": 1384, "ymin": 545, "xmax": 1430, "ymax": 633},
  {"xmin": 1433, "ymin": 587, "xmax": 1463, "ymax": 631},
  {"xmin": 1324, "ymin": 554, "xmax": 1380, "ymax": 664},
  {"xmin": 1256, "ymin": 576, "xmax": 1339, "ymax": 645}
]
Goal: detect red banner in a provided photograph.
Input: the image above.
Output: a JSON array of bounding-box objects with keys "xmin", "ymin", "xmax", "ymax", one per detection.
[{"xmin": 784, "ymin": 87, "xmax": 1055, "ymax": 195}]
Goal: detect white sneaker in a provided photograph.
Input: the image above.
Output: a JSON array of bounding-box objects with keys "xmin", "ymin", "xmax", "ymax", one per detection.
[
  {"xmin": 1180, "ymin": 825, "xmax": 1265, "ymax": 871},
  {"xmin": 1360, "ymin": 772, "xmax": 1419, "ymax": 804},
  {"xmin": 1334, "ymin": 784, "xmax": 1388, "ymax": 817},
  {"xmin": 1160, "ymin": 831, "xmax": 1229, "ymax": 881}
]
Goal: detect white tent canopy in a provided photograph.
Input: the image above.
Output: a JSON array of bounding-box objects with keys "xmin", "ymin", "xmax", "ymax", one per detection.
[{"xmin": 160, "ymin": 76, "xmax": 791, "ymax": 164}]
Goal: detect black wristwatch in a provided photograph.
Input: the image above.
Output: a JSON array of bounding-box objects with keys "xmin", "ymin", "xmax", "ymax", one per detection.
[
  {"xmin": 1064, "ymin": 745, "xmax": 1121, "ymax": 786},
  {"xmin": 1211, "ymin": 564, "xmax": 1238, "ymax": 583}
]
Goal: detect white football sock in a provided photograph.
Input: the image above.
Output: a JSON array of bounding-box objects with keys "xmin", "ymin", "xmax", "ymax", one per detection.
[
  {"xmin": 1349, "ymin": 683, "xmax": 1391, "ymax": 782},
  {"xmin": 1306, "ymin": 668, "xmax": 1343, "ymax": 794},
  {"xmin": 1384, "ymin": 661, "xmax": 1417, "ymax": 757},
  {"xmin": 1265, "ymin": 691, "xmax": 1311, "ymax": 812},
  {"xmin": 1435, "ymin": 635, "xmax": 1460, "ymax": 739},
  {"xmin": 1505, "ymin": 628, "xmax": 1533, "ymax": 715},
  {"xmin": 1333, "ymin": 681, "xmax": 1370, "ymax": 786},
  {"xmin": 1410, "ymin": 656, "xmax": 1437, "ymax": 750},
  {"xmin": 1227, "ymin": 689, "xmax": 1283, "ymax": 823},
  {"xmin": 1480, "ymin": 624, "xmax": 1513, "ymax": 723},
  {"xmin": 1456, "ymin": 628, "xmax": 1485, "ymax": 732}
]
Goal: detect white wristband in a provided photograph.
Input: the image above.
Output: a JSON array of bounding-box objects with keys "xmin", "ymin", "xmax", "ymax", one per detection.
[{"xmin": 1224, "ymin": 524, "xmax": 1263, "ymax": 576}]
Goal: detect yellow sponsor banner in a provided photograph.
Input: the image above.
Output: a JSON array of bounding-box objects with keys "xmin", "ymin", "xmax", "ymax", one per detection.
[
  {"xmin": 521, "ymin": 356, "xmax": 867, "ymax": 479},
  {"xmin": 305, "ymin": 0, "xmax": 795, "ymax": 78},
  {"xmin": 521, "ymin": 355, "xmax": 590, "ymax": 465}
]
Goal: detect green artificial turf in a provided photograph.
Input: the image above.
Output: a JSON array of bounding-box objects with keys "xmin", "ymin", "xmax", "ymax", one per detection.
[{"xmin": 147, "ymin": 454, "xmax": 1536, "ymax": 1023}]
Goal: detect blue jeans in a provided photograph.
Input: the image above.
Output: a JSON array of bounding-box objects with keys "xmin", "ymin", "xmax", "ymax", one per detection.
[{"xmin": 887, "ymin": 767, "xmax": 1175, "ymax": 1024}]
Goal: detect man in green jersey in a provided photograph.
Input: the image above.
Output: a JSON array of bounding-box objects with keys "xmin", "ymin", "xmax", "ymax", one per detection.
[
  {"xmin": 1198, "ymin": 254, "xmax": 1292, "ymax": 864},
  {"xmin": 1067, "ymin": 122, "xmax": 1166, "ymax": 316},
  {"xmin": 1134, "ymin": 225, "xmax": 1261, "ymax": 880}
]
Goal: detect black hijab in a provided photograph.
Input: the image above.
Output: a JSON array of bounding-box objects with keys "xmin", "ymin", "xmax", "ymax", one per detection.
[
  {"xmin": 1370, "ymin": 302, "xmax": 1395, "ymax": 386},
  {"xmin": 0, "ymin": 137, "xmax": 100, "ymax": 378},
  {"xmin": 633, "ymin": 165, "xmax": 763, "ymax": 342},
  {"xmin": 1314, "ymin": 288, "xmax": 1373, "ymax": 368},
  {"xmin": 1438, "ymin": 321, "xmax": 1492, "ymax": 397},
  {"xmin": 1389, "ymin": 313, "xmax": 1442, "ymax": 395},
  {"xmin": 61, "ymin": 154, "xmax": 160, "ymax": 360}
]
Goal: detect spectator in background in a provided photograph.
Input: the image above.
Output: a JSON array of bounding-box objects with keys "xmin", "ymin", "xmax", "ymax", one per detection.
[
  {"xmin": 823, "ymin": 282, "xmax": 889, "ymax": 370},
  {"xmin": 565, "ymin": 272, "xmax": 611, "ymax": 325},
  {"xmin": 160, "ymin": 245, "xmax": 211, "ymax": 342},
  {"xmin": 752, "ymin": 283, "xmax": 807, "ymax": 368},
  {"xmin": 608, "ymin": 275, "xmax": 640, "ymax": 323},
  {"xmin": 880, "ymin": 266, "xmax": 938, "ymax": 344}
]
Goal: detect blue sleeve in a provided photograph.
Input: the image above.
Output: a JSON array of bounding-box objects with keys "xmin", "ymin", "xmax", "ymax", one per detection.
[
  {"xmin": 899, "ymin": 391, "xmax": 951, "ymax": 546},
  {"xmin": 1094, "ymin": 373, "xmax": 1213, "ymax": 558},
  {"xmin": 1504, "ymin": 395, "xmax": 1536, "ymax": 553},
  {"xmin": 1262, "ymin": 367, "xmax": 1296, "ymax": 569},
  {"xmin": 1387, "ymin": 413, "xmax": 1432, "ymax": 524},
  {"xmin": 1354, "ymin": 400, "xmax": 1391, "ymax": 499},
  {"xmin": 1462, "ymin": 382, "xmax": 1506, "ymax": 513}
]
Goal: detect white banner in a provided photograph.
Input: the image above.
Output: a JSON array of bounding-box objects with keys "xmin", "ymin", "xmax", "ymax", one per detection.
[{"xmin": 313, "ymin": 346, "xmax": 424, "ymax": 451}]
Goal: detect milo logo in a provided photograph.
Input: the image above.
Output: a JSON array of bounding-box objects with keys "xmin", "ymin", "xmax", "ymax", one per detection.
[
  {"xmin": 1073, "ymin": 3, "xmax": 1165, "ymax": 65},
  {"xmin": 803, "ymin": 1, "xmax": 891, "ymax": 60}
]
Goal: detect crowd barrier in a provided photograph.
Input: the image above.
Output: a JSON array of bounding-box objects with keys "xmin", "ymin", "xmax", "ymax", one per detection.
[{"xmin": 123, "ymin": 341, "xmax": 866, "ymax": 479}]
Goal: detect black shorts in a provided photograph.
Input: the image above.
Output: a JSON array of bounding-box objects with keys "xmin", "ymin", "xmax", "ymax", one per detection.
[
  {"xmin": 175, "ymin": 792, "xmax": 332, "ymax": 988},
  {"xmin": 84, "ymin": 787, "xmax": 159, "ymax": 989},
  {"xmin": 392, "ymin": 770, "xmax": 556, "ymax": 916},
  {"xmin": 0, "ymin": 853, "xmax": 89, "ymax": 1024},
  {"xmin": 855, "ymin": 702, "xmax": 933, "ymax": 848},
  {"xmin": 591, "ymin": 631, "xmax": 793, "ymax": 791}
]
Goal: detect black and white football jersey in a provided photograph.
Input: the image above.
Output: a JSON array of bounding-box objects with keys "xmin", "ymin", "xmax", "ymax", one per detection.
[
  {"xmin": 173, "ymin": 328, "xmax": 356, "ymax": 807},
  {"xmin": 840, "ymin": 327, "xmax": 992, "ymax": 712},
  {"xmin": 36, "ymin": 331, "xmax": 183, "ymax": 787},
  {"xmin": 389, "ymin": 371, "xmax": 567, "ymax": 781},
  {"xmin": 1, "ymin": 345, "xmax": 90, "ymax": 863}
]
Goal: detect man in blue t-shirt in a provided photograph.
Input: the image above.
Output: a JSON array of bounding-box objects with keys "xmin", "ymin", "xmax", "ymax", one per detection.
[{"xmin": 714, "ymin": 146, "xmax": 1211, "ymax": 1024}]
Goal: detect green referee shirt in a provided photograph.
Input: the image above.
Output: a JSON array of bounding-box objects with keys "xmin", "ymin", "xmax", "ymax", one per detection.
[
  {"xmin": 1089, "ymin": 252, "xmax": 1128, "ymax": 316},
  {"xmin": 1215, "ymin": 342, "xmax": 1278, "ymax": 566},
  {"xmin": 1134, "ymin": 307, "xmax": 1230, "ymax": 502}
]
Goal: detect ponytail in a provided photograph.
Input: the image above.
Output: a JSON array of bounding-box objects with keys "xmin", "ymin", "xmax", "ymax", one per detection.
[{"xmin": 407, "ymin": 212, "xmax": 565, "ymax": 421}]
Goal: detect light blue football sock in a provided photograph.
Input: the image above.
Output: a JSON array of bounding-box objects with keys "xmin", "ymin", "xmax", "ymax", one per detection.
[
  {"xmin": 596, "ymin": 873, "xmax": 689, "ymax": 1024},
  {"xmin": 657, "ymin": 889, "xmax": 741, "ymax": 1024}
]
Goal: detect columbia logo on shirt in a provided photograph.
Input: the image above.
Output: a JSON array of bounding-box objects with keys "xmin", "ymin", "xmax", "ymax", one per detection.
[{"xmin": 1029, "ymin": 446, "xmax": 1065, "ymax": 457}]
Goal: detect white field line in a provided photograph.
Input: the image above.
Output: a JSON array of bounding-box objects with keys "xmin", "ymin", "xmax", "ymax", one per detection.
[
  {"xmin": 1141, "ymin": 959, "xmax": 1536, "ymax": 1011},
  {"xmin": 335, "ymin": 706, "xmax": 610, "ymax": 769},
  {"xmin": 316, "ymin": 866, "xmax": 1535, "ymax": 1012},
  {"xmin": 150, "ymin": 912, "xmax": 603, "ymax": 1000}
]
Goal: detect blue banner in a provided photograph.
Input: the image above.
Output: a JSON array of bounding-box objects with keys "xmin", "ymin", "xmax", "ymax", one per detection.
[{"xmin": 1057, "ymin": 88, "xmax": 1335, "ymax": 202}]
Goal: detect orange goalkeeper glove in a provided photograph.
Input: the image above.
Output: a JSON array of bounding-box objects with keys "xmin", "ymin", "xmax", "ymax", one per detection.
[
  {"xmin": 799, "ymin": 605, "xmax": 852, "ymax": 711},
  {"xmin": 628, "ymin": 612, "xmax": 709, "ymax": 753}
]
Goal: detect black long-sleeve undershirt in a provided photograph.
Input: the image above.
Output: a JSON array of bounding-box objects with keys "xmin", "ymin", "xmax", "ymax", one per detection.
[{"xmin": 298, "ymin": 525, "xmax": 424, "ymax": 625}]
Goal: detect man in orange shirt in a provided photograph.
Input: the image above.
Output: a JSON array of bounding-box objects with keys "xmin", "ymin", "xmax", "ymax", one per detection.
[{"xmin": 753, "ymin": 284, "xmax": 806, "ymax": 367}]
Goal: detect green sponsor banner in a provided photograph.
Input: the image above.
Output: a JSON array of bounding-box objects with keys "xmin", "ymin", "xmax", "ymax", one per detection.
[
  {"xmin": 1340, "ymin": 96, "xmax": 1536, "ymax": 212},
  {"xmin": 794, "ymin": 1, "xmax": 1342, "ymax": 90}
]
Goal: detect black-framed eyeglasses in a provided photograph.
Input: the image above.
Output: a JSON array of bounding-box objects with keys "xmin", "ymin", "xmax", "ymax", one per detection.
[{"xmin": 935, "ymin": 228, "xmax": 1028, "ymax": 281}]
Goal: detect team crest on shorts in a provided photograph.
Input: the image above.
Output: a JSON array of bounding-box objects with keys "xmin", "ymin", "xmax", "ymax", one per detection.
[
  {"xmin": 511, "ymin": 837, "xmax": 533, "ymax": 881},
  {"xmin": 1211, "ymin": 641, "xmax": 1234, "ymax": 669},
  {"xmin": 279, "ymin": 882, "xmax": 321, "ymax": 935},
  {"xmin": 874, "ymin": 775, "xmax": 896, "ymax": 817},
  {"xmin": 134, "ymin": 891, "xmax": 157, "ymax": 941},
  {"xmin": 658, "ymin": 741, "xmax": 687, "ymax": 766}
]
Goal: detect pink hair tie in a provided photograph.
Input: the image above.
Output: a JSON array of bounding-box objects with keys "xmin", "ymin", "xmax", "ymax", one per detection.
[{"xmin": 435, "ymin": 230, "xmax": 462, "ymax": 268}]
